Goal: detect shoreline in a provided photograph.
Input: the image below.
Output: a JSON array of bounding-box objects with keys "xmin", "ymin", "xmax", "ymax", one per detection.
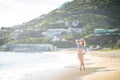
[{"xmin": 20, "ymin": 50, "xmax": 120, "ymax": 80}]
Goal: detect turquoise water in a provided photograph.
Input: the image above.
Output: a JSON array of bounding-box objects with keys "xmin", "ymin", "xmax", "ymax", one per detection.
[{"xmin": 0, "ymin": 51, "xmax": 78, "ymax": 80}]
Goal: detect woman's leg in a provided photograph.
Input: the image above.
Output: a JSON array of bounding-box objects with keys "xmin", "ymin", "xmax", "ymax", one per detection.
[
  {"xmin": 78, "ymin": 55, "xmax": 85, "ymax": 71},
  {"xmin": 82, "ymin": 56, "xmax": 85, "ymax": 70},
  {"xmin": 78, "ymin": 54, "xmax": 83, "ymax": 71}
]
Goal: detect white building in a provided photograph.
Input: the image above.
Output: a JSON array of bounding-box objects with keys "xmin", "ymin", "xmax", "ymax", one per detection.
[
  {"xmin": 6, "ymin": 44, "xmax": 57, "ymax": 52},
  {"xmin": 72, "ymin": 20, "xmax": 80, "ymax": 27},
  {"xmin": 107, "ymin": 29, "xmax": 119, "ymax": 33},
  {"xmin": 65, "ymin": 20, "xmax": 80, "ymax": 27},
  {"xmin": 42, "ymin": 29, "xmax": 66, "ymax": 38},
  {"xmin": 67, "ymin": 27, "xmax": 83, "ymax": 34},
  {"xmin": 94, "ymin": 29, "xmax": 107, "ymax": 34},
  {"xmin": 65, "ymin": 21, "xmax": 71, "ymax": 27}
]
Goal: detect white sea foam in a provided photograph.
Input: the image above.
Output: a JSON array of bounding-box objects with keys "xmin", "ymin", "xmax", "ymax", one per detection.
[{"xmin": 0, "ymin": 51, "xmax": 78, "ymax": 80}]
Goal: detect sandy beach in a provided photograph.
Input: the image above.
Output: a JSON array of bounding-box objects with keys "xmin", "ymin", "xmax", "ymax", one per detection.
[{"xmin": 20, "ymin": 50, "xmax": 120, "ymax": 80}]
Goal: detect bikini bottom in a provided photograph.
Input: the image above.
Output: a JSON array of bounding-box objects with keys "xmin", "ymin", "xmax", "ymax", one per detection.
[{"xmin": 77, "ymin": 53, "xmax": 83, "ymax": 56}]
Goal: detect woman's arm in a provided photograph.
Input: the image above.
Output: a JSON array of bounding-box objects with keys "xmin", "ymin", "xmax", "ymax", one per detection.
[
  {"xmin": 75, "ymin": 39, "xmax": 79, "ymax": 44},
  {"xmin": 83, "ymin": 47, "xmax": 87, "ymax": 55}
]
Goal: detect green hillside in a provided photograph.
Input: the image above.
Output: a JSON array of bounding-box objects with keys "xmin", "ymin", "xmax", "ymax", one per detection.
[
  {"xmin": 33, "ymin": 0, "xmax": 120, "ymax": 30},
  {"xmin": 2, "ymin": 0, "xmax": 120, "ymax": 49}
]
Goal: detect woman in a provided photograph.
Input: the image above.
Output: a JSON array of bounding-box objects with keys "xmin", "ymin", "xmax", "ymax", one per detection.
[{"xmin": 75, "ymin": 39, "xmax": 86, "ymax": 71}]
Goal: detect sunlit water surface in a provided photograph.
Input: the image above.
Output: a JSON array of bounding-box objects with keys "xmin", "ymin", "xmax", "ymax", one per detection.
[{"xmin": 0, "ymin": 51, "xmax": 78, "ymax": 80}]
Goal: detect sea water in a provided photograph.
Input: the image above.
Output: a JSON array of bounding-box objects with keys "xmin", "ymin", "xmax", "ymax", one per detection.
[{"xmin": 0, "ymin": 51, "xmax": 78, "ymax": 80}]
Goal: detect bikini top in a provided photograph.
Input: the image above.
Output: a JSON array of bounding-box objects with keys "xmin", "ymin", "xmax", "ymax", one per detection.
[{"xmin": 77, "ymin": 44, "xmax": 86, "ymax": 50}]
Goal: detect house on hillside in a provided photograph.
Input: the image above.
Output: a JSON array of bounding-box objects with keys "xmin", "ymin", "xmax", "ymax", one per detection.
[
  {"xmin": 72, "ymin": 20, "xmax": 80, "ymax": 27},
  {"xmin": 107, "ymin": 29, "xmax": 120, "ymax": 35},
  {"xmin": 65, "ymin": 21, "xmax": 71, "ymax": 27},
  {"xmin": 65, "ymin": 20, "xmax": 80, "ymax": 27},
  {"xmin": 92, "ymin": 29, "xmax": 107, "ymax": 36},
  {"xmin": 94, "ymin": 29, "xmax": 107, "ymax": 34},
  {"xmin": 67, "ymin": 27, "xmax": 83, "ymax": 34},
  {"xmin": 92, "ymin": 28, "xmax": 120, "ymax": 36},
  {"xmin": 41, "ymin": 29, "xmax": 67, "ymax": 41},
  {"xmin": 41, "ymin": 29, "xmax": 67, "ymax": 37}
]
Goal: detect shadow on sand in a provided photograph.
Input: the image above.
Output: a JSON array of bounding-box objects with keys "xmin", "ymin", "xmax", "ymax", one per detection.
[{"xmin": 57, "ymin": 66, "xmax": 106, "ymax": 80}]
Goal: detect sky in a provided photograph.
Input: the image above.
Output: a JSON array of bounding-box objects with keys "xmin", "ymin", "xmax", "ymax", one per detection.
[{"xmin": 0, "ymin": 0, "xmax": 73, "ymax": 28}]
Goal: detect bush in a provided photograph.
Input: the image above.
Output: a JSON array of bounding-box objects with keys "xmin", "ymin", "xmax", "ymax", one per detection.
[{"xmin": 114, "ymin": 44, "xmax": 120, "ymax": 49}]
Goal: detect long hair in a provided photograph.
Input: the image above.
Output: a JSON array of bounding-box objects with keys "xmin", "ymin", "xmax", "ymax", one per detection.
[{"xmin": 80, "ymin": 39, "xmax": 86, "ymax": 47}]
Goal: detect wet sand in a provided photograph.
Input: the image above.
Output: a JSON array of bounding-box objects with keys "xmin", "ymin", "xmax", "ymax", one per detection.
[{"xmin": 20, "ymin": 50, "xmax": 120, "ymax": 80}]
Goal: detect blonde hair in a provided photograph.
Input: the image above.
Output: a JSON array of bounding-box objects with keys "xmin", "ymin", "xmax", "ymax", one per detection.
[{"xmin": 79, "ymin": 39, "xmax": 86, "ymax": 47}]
